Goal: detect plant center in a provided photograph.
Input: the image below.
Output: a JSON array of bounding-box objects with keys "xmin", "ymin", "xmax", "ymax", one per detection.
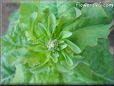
[{"xmin": 47, "ymin": 39, "xmax": 58, "ymax": 51}]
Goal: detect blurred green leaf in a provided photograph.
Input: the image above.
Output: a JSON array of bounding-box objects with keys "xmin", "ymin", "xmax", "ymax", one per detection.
[{"xmin": 82, "ymin": 39, "xmax": 114, "ymax": 82}]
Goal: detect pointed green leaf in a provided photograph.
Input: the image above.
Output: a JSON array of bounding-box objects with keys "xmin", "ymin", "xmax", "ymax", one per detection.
[
  {"xmin": 48, "ymin": 13, "xmax": 56, "ymax": 34},
  {"xmin": 62, "ymin": 52, "xmax": 73, "ymax": 66},
  {"xmin": 51, "ymin": 52, "xmax": 59, "ymax": 63},
  {"xmin": 58, "ymin": 40, "xmax": 64, "ymax": 44},
  {"xmin": 55, "ymin": 17, "xmax": 64, "ymax": 35},
  {"xmin": 65, "ymin": 39, "xmax": 81, "ymax": 54},
  {"xmin": 59, "ymin": 43, "xmax": 68, "ymax": 50},
  {"xmin": 59, "ymin": 31, "xmax": 72, "ymax": 39},
  {"xmin": 38, "ymin": 23, "xmax": 48, "ymax": 36},
  {"xmin": 66, "ymin": 55, "xmax": 73, "ymax": 66}
]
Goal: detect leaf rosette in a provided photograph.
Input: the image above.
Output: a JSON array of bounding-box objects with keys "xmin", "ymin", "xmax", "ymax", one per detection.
[{"xmin": 1, "ymin": 1, "xmax": 113, "ymax": 84}]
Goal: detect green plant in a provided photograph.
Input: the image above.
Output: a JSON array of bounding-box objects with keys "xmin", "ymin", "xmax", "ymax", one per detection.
[{"xmin": 1, "ymin": 1, "xmax": 114, "ymax": 84}]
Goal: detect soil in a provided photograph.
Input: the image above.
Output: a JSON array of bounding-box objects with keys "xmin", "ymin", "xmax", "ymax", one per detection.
[{"xmin": 1, "ymin": 3, "xmax": 19, "ymax": 36}]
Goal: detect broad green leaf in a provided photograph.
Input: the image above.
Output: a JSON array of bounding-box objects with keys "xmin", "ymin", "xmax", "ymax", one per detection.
[
  {"xmin": 62, "ymin": 62, "xmax": 111, "ymax": 84},
  {"xmin": 82, "ymin": 39, "xmax": 114, "ymax": 81},
  {"xmin": 74, "ymin": 62, "xmax": 112, "ymax": 83},
  {"xmin": 57, "ymin": 1, "xmax": 76, "ymax": 18},
  {"xmin": 63, "ymin": 3, "xmax": 111, "ymax": 32},
  {"xmin": 22, "ymin": 52, "xmax": 48, "ymax": 67},
  {"xmin": 70, "ymin": 24, "xmax": 111, "ymax": 50},
  {"xmin": 10, "ymin": 64, "xmax": 32, "ymax": 83},
  {"xmin": 39, "ymin": 0, "xmax": 76, "ymax": 18},
  {"xmin": 81, "ymin": 3, "xmax": 110, "ymax": 25},
  {"xmin": 75, "ymin": 7, "xmax": 81, "ymax": 18},
  {"xmin": 65, "ymin": 39, "xmax": 81, "ymax": 54},
  {"xmin": 1, "ymin": 56, "xmax": 15, "ymax": 83},
  {"xmin": 19, "ymin": 3, "xmax": 38, "ymax": 23},
  {"xmin": 32, "ymin": 67, "xmax": 61, "ymax": 84}
]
